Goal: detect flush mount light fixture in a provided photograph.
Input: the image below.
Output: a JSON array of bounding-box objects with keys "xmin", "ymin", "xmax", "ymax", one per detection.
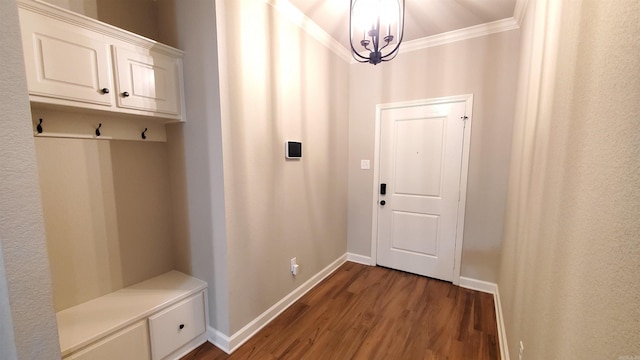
[{"xmin": 350, "ymin": 0, "xmax": 405, "ymax": 65}]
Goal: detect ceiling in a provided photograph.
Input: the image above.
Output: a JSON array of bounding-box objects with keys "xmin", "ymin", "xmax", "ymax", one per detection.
[{"xmin": 287, "ymin": 0, "xmax": 517, "ymax": 50}]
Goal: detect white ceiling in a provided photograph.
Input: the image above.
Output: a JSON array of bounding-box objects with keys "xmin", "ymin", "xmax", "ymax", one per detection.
[{"xmin": 287, "ymin": 0, "xmax": 517, "ymax": 50}]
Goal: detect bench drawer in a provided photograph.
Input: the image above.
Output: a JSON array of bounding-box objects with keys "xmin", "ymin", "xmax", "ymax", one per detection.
[{"xmin": 148, "ymin": 291, "xmax": 206, "ymax": 359}]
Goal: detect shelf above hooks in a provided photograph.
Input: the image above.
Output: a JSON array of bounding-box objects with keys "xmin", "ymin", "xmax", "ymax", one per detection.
[{"xmin": 31, "ymin": 108, "xmax": 167, "ymax": 142}]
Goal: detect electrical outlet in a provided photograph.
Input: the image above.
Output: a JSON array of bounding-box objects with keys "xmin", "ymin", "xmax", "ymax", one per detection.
[
  {"xmin": 519, "ymin": 341, "xmax": 524, "ymax": 360},
  {"xmin": 290, "ymin": 257, "xmax": 299, "ymax": 276}
]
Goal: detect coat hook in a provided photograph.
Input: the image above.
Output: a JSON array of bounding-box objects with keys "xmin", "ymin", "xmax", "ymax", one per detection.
[
  {"xmin": 37, "ymin": 118, "xmax": 43, "ymax": 134},
  {"xmin": 141, "ymin": 128, "xmax": 148, "ymax": 140},
  {"xmin": 95, "ymin": 123, "xmax": 102, "ymax": 137}
]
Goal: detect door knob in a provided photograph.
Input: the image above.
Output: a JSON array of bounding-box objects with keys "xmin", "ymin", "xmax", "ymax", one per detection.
[{"xmin": 380, "ymin": 200, "xmax": 386, "ymax": 206}]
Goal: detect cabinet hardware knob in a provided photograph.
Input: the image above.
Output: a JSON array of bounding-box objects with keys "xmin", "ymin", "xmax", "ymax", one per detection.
[
  {"xmin": 380, "ymin": 200, "xmax": 386, "ymax": 206},
  {"xmin": 179, "ymin": 324, "xmax": 185, "ymax": 330},
  {"xmin": 122, "ymin": 91, "xmax": 130, "ymax": 97},
  {"xmin": 101, "ymin": 88, "xmax": 109, "ymax": 94}
]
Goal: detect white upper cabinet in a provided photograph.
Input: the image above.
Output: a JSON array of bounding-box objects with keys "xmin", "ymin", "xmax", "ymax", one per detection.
[
  {"xmin": 113, "ymin": 46, "xmax": 182, "ymax": 117},
  {"xmin": 19, "ymin": 9, "xmax": 114, "ymax": 107},
  {"xmin": 18, "ymin": 0, "xmax": 185, "ymax": 122}
]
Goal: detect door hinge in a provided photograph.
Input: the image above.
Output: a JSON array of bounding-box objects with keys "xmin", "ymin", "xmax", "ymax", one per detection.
[{"xmin": 461, "ymin": 116, "xmax": 468, "ymax": 129}]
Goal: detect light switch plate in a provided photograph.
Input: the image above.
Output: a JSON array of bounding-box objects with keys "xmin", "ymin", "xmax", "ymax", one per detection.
[{"xmin": 360, "ymin": 160, "xmax": 370, "ymax": 170}]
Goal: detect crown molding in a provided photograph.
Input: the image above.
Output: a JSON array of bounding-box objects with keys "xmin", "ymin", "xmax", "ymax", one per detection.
[
  {"xmin": 398, "ymin": 17, "xmax": 520, "ymax": 55},
  {"xmin": 264, "ymin": 0, "xmax": 352, "ymax": 63}
]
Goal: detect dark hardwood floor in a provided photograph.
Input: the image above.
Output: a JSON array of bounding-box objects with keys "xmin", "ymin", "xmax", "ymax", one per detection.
[{"xmin": 182, "ymin": 262, "xmax": 499, "ymax": 360}]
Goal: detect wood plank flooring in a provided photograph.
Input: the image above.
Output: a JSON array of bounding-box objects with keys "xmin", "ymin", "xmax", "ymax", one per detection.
[{"xmin": 182, "ymin": 262, "xmax": 499, "ymax": 360}]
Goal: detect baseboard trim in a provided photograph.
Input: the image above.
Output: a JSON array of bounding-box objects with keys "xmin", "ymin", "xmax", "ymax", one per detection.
[
  {"xmin": 346, "ymin": 252, "xmax": 373, "ymax": 266},
  {"xmin": 459, "ymin": 277, "xmax": 509, "ymax": 360},
  {"xmin": 494, "ymin": 285, "xmax": 510, "ymax": 360},
  {"xmin": 459, "ymin": 276, "xmax": 497, "ymax": 294},
  {"xmin": 209, "ymin": 254, "xmax": 347, "ymax": 354},
  {"xmin": 207, "ymin": 327, "xmax": 231, "ymax": 354}
]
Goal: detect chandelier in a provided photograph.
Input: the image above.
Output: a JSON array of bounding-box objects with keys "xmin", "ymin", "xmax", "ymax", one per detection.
[{"xmin": 350, "ymin": 0, "xmax": 405, "ymax": 65}]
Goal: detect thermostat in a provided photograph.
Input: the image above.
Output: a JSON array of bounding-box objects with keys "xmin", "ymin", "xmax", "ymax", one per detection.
[{"xmin": 285, "ymin": 141, "xmax": 302, "ymax": 159}]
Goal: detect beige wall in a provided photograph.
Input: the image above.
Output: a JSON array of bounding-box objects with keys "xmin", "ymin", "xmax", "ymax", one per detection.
[
  {"xmin": 95, "ymin": 0, "xmax": 158, "ymax": 40},
  {"xmin": 34, "ymin": 115, "xmax": 176, "ymax": 311},
  {"xmin": 0, "ymin": 0, "xmax": 60, "ymax": 358},
  {"xmin": 41, "ymin": 0, "xmax": 158, "ymax": 40},
  {"xmin": 499, "ymin": 0, "xmax": 640, "ymax": 358},
  {"xmin": 158, "ymin": 0, "xmax": 231, "ymax": 333},
  {"xmin": 348, "ymin": 30, "xmax": 521, "ymax": 282},
  {"xmin": 41, "ymin": 0, "xmax": 97, "ymax": 18},
  {"xmin": 219, "ymin": 0, "xmax": 349, "ymax": 333}
]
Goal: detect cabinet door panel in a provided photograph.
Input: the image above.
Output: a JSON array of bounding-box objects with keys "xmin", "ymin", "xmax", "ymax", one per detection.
[
  {"xmin": 19, "ymin": 8, "xmax": 113, "ymax": 106},
  {"xmin": 113, "ymin": 46, "xmax": 182, "ymax": 117},
  {"xmin": 65, "ymin": 321, "xmax": 151, "ymax": 360}
]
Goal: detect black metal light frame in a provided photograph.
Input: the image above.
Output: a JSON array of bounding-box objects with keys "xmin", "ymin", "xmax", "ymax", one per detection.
[{"xmin": 350, "ymin": 0, "xmax": 406, "ymax": 65}]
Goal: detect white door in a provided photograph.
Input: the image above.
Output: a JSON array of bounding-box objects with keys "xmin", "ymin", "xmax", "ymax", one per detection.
[{"xmin": 376, "ymin": 99, "xmax": 469, "ymax": 282}]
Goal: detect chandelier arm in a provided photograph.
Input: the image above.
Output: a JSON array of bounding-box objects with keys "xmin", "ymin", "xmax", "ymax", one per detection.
[{"xmin": 379, "ymin": 0, "xmax": 406, "ymax": 61}]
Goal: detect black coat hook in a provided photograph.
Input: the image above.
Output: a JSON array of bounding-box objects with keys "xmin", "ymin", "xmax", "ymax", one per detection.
[
  {"xmin": 141, "ymin": 128, "xmax": 148, "ymax": 140},
  {"xmin": 37, "ymin": 118, "xmax": 43, "ymax": 134},
  {"xmin": 95, "ymin": 123, "xmax": 102, "ymax": 137}
]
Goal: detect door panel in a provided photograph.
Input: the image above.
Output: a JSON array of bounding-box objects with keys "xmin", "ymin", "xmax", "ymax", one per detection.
[
  {"xmin": 377, "ymin": 101, "xmax": 467, "ymax": 281},
  {"xmin": 19, "ymin": 8, "xmax": 113, "ymax": 106},
  {"xmin": 393, "ymin": 117, "xmax": 444, "ymax": 196},
  {"xmin": 113, "ymin": 46, "xmax": 181, "ymax": 116},
  {"xmin": 391, "ymin": 211, "xmax": 439, "ymax": 256}
]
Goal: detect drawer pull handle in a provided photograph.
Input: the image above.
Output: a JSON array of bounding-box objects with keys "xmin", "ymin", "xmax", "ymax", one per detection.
[{"xmin": 179, "ymin": 324, "xmax": 185, "ymax": 330}]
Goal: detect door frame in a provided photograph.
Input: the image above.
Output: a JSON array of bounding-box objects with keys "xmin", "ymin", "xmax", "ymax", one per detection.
[{"xmin": 370, "ymin": 94, "xmax": 474, "ymax": 285}]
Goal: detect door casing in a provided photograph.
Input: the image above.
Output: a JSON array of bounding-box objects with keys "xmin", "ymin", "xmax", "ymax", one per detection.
[{"xmin": 370, "ymin": 95, "xmax": 473, "ymax": 285}]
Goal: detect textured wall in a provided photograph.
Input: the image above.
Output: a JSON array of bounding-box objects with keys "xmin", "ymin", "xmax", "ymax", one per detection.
[
  {"xmin": 499, "ymin": 0, "xmax": 640, "ymax": 358},
  {"xmin": 347, "ymin": 30, "xmax": 521, "ymax": 282},
  {"xmin": 0, "ymin": 244, "xmax": 17, "ymax": 360},
  {"xmin": 0, "ymin": 0, "xmax": 61, "ymax": 358},
  {"xmin": 219, "ymin": 0, "xmax": 349, "ymax": 333}
]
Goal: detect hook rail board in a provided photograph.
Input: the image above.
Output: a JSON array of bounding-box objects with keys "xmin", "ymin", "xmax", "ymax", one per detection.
[{"xmin": 32, "ymin": 108, "xmax": 167, "ymax": 142}]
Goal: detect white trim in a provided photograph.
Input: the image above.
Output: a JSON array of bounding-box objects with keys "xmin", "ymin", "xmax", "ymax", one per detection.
[
  {"xmin": 494, "ymin": 286, "xmax": 510, "ymax": 360},
  {"xmin": 264, "ymin": 0, "xmax": 352, "ymax": 63},
  {"xmin": 346, "ymin": 253, "xmax": 373, "ymax": 266},
  {"xmin": 453, "ymin": 96, "xmax": 473, "ymax": 285},
  {"xmin": 513, "ymin": 0, "xmax": 529, "ymax": 26},
  {"xmin": 399, "ymin": 18, "xmax": 519, "ymax": 54},
  {"xmin": 371, "ymin": 95, "xmax": 473, "ymax": 284},
  {"xmin": 458, "ymin": 278, "xmax": 509, "ymax": 360},
  {"xmin": 209, "ymin": 254, "xmax": 347, "ymax": 354},
  {"xmin": 207, "ymin": 327, "xmax": 231, "ymax": 354},
  {"xmin": 458, "ymin": 276, "xmax": 497, "ymax": 294}
]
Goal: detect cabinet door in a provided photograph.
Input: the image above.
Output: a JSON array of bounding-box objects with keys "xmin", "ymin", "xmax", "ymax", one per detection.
[
  {"xmin": 18, "ymin": 8, "xmax": 113, "ymax": 107},
  {"xmin": 64, "ymin": 321, "xmax": 151, "ymax": 360},
  {"xmin": 113, "ymin": 46, "xmax": 182, "ymax": 117}
]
